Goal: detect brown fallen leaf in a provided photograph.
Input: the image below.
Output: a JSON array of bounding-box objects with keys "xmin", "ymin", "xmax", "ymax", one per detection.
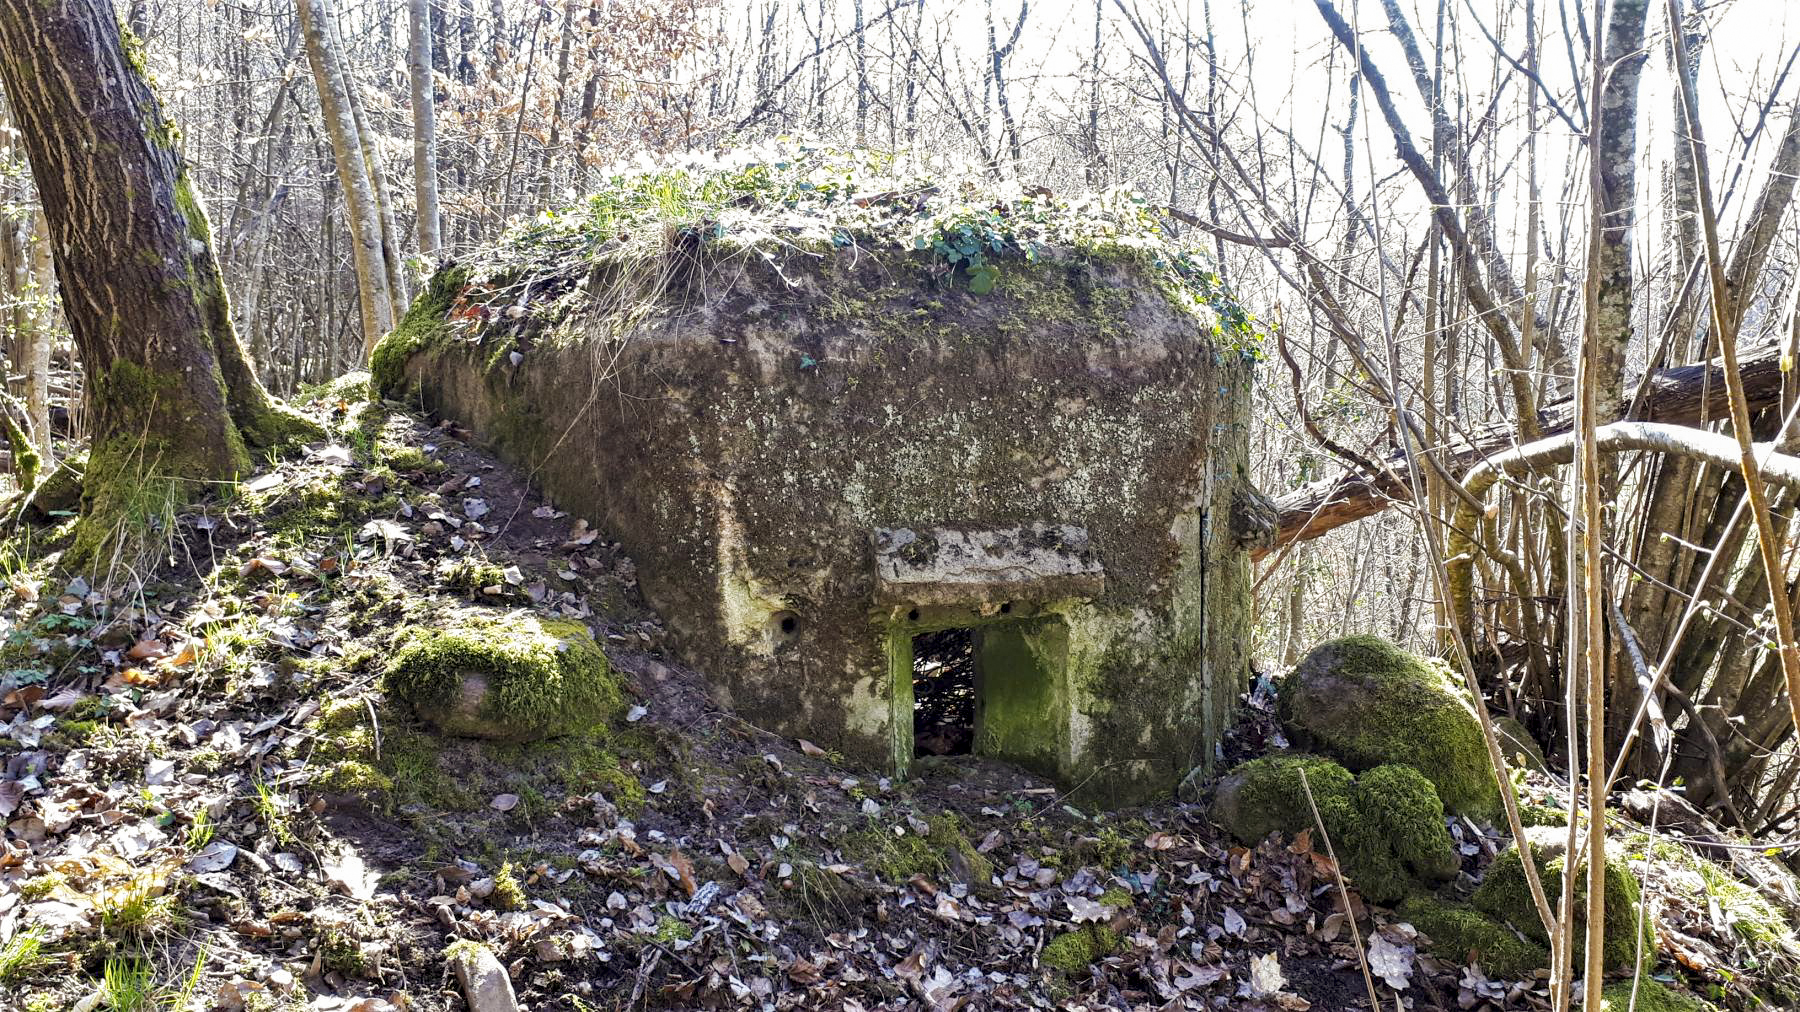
[
  {"xmin": 669, "ymin": 849, "xmax": 698, "ymax": 897},
  {"xmin": 161, "ymin": 641, "xmax": 200, "ymax": 668},
  {"xmin": 727, "ymin": 852, "xmax": 750, "ymax": 877},
  {"xmin": 239, "ymin": 557, "xmax": 288, "ymax": 579},
  {"xmin": 786, "ymin": 958, "xmax": 822, "ymax": 984},
  {"xmin": 560, "ymin": 518, "xmax": 599, "ymax": 551},
  {"xmin": 126, "ymin": 638, "xmax": 167, "ymax": 661}
]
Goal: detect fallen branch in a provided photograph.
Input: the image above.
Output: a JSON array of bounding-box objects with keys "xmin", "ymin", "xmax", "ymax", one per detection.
[
  {"xmin": 1260, "ymin": 343, "xmax": 1788, "ymax": 559},
  {"xmin": 1445, "ymin": 420, "xmax": 1800, "ymax": 636}
]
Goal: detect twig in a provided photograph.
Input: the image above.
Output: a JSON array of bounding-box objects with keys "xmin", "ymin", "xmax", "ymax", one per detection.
[{"xmin": 1296, "ymin": 767, "xmax": 1384, "ymax": 1011}]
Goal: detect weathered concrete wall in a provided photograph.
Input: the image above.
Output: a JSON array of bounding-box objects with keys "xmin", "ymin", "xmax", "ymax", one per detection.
[{"xmin": 386, "ymin": 244, "xmax": 1260, "ymax": 805}]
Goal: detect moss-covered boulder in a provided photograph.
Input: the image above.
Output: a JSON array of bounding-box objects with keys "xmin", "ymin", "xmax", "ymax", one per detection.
[
  {"xmin": 383, "ymin": 608, "xmax": 623, "ymax": 742},
  {"xmin": 1494, "ymin": 715, "xmax": 1549, "ymax": 774},
  {"xmin": 1211, "ymin": 754, "xmax": 1459, "ymax": 903},
  {"xmin": 28, "ymin": 451, "xmax": 84, "ymax": 517},
  {"xmin": 1040, "ymin": 924, "xmax": 1120, "ymax": 974},
  {"xmin": 1472, "ymin": 826, "xmax": 1653, "ymax": 973},
  {"xmin": 1397, "ymin": 893, "xmax": 1549, "ymax": 977},
  {"xmin": 1280, "ymin": 635, "xmax": 1500, "ymax": 818}
]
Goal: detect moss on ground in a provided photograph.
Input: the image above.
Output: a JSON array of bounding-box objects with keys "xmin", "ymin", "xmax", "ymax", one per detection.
[
  {"xmin": 1281, "ymin": 635, "xmax": 1501, "ymax": 818},
  {"xmin": 1041, "ymin": 924, "xmax": 1120, "ymax": 974},
  {"xmin": 1599, "ymin": 976, "xmax": 1718, "ymax": 1011},
  {"xmin": 378, "ymin": 441, "xmax": 445, "ymax": 475},
  {"xmin": 1071, "ymin": 823, "xmax": 1148, "ymax": 873},
  {"xmin": 1213, "ymin": 754, "xmax": 1458, "ymax": 903},
  {"xmin": 1473, "ymin": 826, "xmax": 1654, "ymax": 974},
  {"xmin": 491, "ymin": 862, "xmax": 527, "ymax": 911},
  {"xmin": 383, "ymin": 608, "xmax": 622, "ymax": 742},
  {"xmin": 1627, "ymin": 833, "xmax": 1797, "ymax": 964},
  {"xmin": 437, "ymin": 557, "xmax": 512, "ymax": 599},
  {"xmin": 245, "ymin": 468, "xmax": 399, "ymax": 551},
  {"xmin": 1397, "ymin": 892, "xmax": 1548, "ymax": 977},
  {"xmin": 770, "ymin": 860, "xmax": 869, "ymax": 931},
  {"xmin": 844, "ymin": 813, "xmax": 993, "ymax": 886}
]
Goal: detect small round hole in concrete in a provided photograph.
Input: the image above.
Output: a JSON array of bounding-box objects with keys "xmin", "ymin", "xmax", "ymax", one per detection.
[
  {"xmin": 908, "ymin": 608, "xmax": 920, "ymax": 622},
  {"xmin": 771, "ymin": 611, "xmax": 800, "ymax": 639},
  {"xmin": 999, "ymin": 602, "xmax": 1013, "ymax": 614}
]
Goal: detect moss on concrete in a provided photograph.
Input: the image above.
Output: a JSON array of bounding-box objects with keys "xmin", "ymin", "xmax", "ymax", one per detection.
[
  {"xmin": 1397, "ymin": 892, "xmax": 1548, "ymax": 977},
  {"xmin": 371, "ymin": 266, "xmax": 469, "ymax": 398},
  {"xmin": 1213, "ymin": 754, "xmax": 1458, "ymax": 904},
  {"xmin": 383, "ymin": 609, "xmax": 622, "ymax": 741},
  {"xmin": 1281, "ymin": 635, "xmax": 1500, "ymax": 818},
  {"xmin": 1473, "ymin": 826, "xmax": 1653, "ymax": 973}
]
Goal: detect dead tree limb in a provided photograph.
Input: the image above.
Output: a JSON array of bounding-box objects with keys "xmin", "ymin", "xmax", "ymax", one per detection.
[{"xmin": 1259, "ymin": 343, "xmax": 1788, "ymax": 560}]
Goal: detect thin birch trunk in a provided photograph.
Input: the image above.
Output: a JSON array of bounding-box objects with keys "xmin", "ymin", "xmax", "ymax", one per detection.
[
  {"xmin": 410, "ymin": 0, "xmax": 442, "ymax": 256},
  {"xmin": 296, "ymin": 0, "xmax": 393, "ymax": 355}
]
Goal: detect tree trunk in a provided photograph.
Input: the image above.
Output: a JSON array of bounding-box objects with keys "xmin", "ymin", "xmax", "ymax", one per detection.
[
  {"xmin": 25, "ymin": 210, "xmax": 50, "ymax": 467},
  {"xmin": 1590, "ymin": 0, "xmax": 1650, "ymax": 419},
  {"xmin": 0, "ymin": 0, "xmax": 313, "ymax": 565},
  {"xmin": 297, "ymin": 0, "xmax": 395, "ymax": 355},
  {"xmin": 410, "ymin": 0, "xmax": 442, "ymax": 256}
]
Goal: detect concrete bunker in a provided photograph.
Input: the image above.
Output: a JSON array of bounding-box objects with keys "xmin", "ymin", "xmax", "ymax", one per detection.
[{"xmin": 373, "ymin": 153, "xmax": 1270, "ymax": 804}]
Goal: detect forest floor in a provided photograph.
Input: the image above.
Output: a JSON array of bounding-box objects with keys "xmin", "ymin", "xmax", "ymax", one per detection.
[{"xmin": 0, "ymin": 385, "xmax": 1790, "ymax": 1011}]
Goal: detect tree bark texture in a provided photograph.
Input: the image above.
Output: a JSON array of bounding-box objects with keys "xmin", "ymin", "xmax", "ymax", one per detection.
[{"xmin": 0, "ymin": 0, "xmax": 310, "ymax": 563}]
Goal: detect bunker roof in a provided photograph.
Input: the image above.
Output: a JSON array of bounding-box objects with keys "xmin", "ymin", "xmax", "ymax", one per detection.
[{"xmin": 456, "ymin": 145, "xmax": 1260, "ymax": 355}]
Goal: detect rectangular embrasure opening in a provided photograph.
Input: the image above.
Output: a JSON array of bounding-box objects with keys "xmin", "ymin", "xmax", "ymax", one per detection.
[
  {"xmin": 907, "ymin": 618, "xmax": 1067, "ymax": 775},
  {"xmin": 912, "ymin": 628, "xmax": 975, "ymax": 756}
]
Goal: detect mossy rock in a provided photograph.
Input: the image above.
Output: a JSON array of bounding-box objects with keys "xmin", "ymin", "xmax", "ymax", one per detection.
[
  {"xmin": 383, "ymin": 607, "xmax": 623, "ymax": 742},
  {"xmin": 305, "ymin": 370, "xmax": 373, "ymax": 404},
  {"xmin": 29, "ymin": 451, "xmax": 84, "ymax": 517},
  {"xmin": 1211, "ymin": 754, "xmax": 1458, "ymax": 904},
  {"xmin": 1397, "ymin": 893, "xmax": 1549, "ymax": 977},
  {"xmin": 1041, "ymin": 924, "xmax": 1120, "ymax": 974},
  {"xmin": 1473, "ymin": 826, "xmax": 1654, "ymax": 974},
  {"xmin": 1494, "ymin": 716, "xmax": 1549, "ymax": 774},
  {"xmin": 1280, "ymin": 635, "xmax": 1500, "ymax": 819}
]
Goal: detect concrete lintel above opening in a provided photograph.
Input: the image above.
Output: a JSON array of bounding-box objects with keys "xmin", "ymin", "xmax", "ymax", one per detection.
[{"xmin": 872, "ymin": 524, "xmax": 1105, "ymax": 607}]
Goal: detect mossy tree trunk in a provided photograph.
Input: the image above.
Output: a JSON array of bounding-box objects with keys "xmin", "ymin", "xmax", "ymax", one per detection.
[{"xmin": 0, "ymin": 0, "xmax": 314, "ymax": 565}]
